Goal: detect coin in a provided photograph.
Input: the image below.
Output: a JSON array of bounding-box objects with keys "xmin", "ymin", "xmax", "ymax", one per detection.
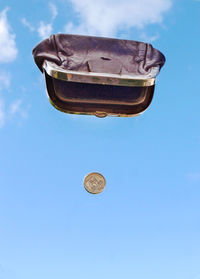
[{"xmin": 84, "ymin": 172, "xmax": 106, "ymax": 194}]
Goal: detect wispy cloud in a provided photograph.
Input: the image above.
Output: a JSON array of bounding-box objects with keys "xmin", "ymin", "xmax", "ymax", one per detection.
[
  {"xmin": 21, "ymin": 2, "xmax": 58, "ymax": 39},
  {"xmin": 21, "ymin": 17, "xmax": 35, "ymax": 32},
  {"xmin": 0, "ymin": 73, "xmax": 28, "ymax": 128},
  {"xmin": 0, "ymin": 9, "xmax": 29, "ymax": 128},
  {"xmin": 65, "ymin": 22, "xmax": 89, "ymax": 36},
  {"xmin": 37, "ymin": 3, "xmax": 58, "ymax": 39},
  {"xmin": 0, "ymin": 71, "xmax": 10, "ymax": 90},
  {"xmin": 140, "ymin": 32, "xmax": 160, "ymax": 42},
  {"xmin": 0, "ymin": 7, "xmax": 18, "ymax": 63},
  {"xmin": 49, "ymin": 2, "xmax": 58, "ymax": 20},
  {"xmin": 9, "ymin": 99, "xmax": 28, "ymax": 119},
  {"xmin": 65, "ymin": 0, "xmax": 172, "ymax": 37},
  {"xmin": 37, "ymin": 21, "xmax": 52, "ymax": 39}
]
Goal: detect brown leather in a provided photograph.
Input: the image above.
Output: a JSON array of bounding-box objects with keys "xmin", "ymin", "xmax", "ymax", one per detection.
[
  {"xmin": 32, "ymin": 34, "xmax": 165, "ymax": 117},
  {"xmin": 33, "ymin": 34, "xmax": 165, "ymax": 75}
]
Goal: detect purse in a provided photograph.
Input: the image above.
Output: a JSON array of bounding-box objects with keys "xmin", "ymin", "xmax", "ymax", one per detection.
[{"xmin": 33, "ymin": 34, "xmax": 165, "ymax": 117}]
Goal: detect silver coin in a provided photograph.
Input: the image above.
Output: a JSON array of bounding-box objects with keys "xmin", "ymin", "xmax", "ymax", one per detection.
[{"xmin": 84, "ymin": 172, "xmax": 106, "ymax": 194}]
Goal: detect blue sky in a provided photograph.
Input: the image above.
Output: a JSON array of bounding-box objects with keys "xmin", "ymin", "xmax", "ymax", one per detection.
[{"xmin": 0, "ymin": 0, "xmax": 200, "ymax": 278}]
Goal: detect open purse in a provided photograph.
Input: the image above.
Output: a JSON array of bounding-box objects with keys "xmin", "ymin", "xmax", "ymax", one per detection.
[{"xmin": 33, "ymin": 34, "xmax": 165, "ymax": 117}]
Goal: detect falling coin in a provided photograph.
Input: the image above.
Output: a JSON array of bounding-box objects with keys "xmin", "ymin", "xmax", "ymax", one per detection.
[{"xmin": 84, "ymin": 172, "xmax": 106, "ymax": 194}]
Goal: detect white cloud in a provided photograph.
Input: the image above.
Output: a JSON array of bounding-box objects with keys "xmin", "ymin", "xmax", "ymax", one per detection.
[
  {"xmin": 0, "ymin": 71, "xmax": 10, "ymax": 90},
  {"xmin": 9, "ymin": 99, "xmax": 22, "ymax": 115},
  {"xmin": 37, "ymin": 21, "xmax": 52, "ymax": 39},
  {"xmin": 23, "ymin": 18, "xmax": 52, "ymax": 39},
  {"xmin": 0, "ymin": 74, "xmax": 28, "ymax": 128},
  {"xmin": 0, "ymin": 7, "xmax": 18, "ymax": 63},
  {"xmin": 65, "ymin": 22, "xmax": 89, "ymax": 36},
  {"xmin": 36, "ymin": 3, "xmax": 58, "ymax": 39},
  {"xmin": 21, "ymin": 17, "xmax": 35, "ymax": 32},
  {"xmin": 140, "ymin": 32, "xmax": 160, "ymax": 42},
  {"xmin": 9, "ymin": 99, "xmax": 28, "ymax": 118},
  {"xmin": 49, "ymin": 3, "xmax": 58, "ymax": 20},
  {"xmin": 65, "ymin": 0, "xmax": 172, "ymax": 37},
  {"xmin": 22, "ymin": 3, "xmax": 57, "ymax": 39}
]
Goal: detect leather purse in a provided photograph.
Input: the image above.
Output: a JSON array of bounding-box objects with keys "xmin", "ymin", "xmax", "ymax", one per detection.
[{"xmin": 33, "ymin": 34, "xmax": 165, "ymax": 117}]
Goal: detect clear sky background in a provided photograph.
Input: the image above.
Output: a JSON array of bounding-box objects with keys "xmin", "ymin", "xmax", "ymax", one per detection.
[{"xmin": 0, "ymin": 0, "xmax": 200, "ymax": 278}]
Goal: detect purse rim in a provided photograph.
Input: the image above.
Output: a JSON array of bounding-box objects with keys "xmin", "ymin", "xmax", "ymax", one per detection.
[{"xmin": 43, "ymin": 61, "xmax": 156, "ymax": 88}]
